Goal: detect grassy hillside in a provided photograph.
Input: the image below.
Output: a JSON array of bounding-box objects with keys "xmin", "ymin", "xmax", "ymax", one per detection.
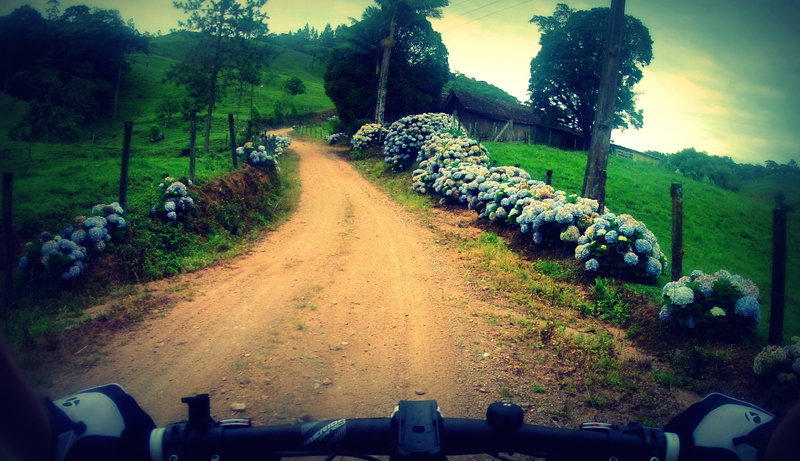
[
  {"xmin": 0, "ymin": 34, "xmax": 333, "ymax": 238},
  {"xmin": 484, "ymin": 142, "xmax": 800, "ymax": 341}
]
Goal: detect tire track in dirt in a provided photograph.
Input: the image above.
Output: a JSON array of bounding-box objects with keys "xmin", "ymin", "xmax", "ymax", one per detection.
[{"xmin": 43, "ymin": 132, "xmax": 506, "ymax": 425}]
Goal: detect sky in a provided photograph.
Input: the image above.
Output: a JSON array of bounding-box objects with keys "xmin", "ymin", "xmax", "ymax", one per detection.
[{"xmin": 2, "ymin": 0, "xmax": 798, "ymax": 165}]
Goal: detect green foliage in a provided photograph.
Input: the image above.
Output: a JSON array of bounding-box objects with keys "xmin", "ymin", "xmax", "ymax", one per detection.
[
  {"xmin": 323, "ymin": 1, "xmax": 450, "ymax": 132},
  {"xmin": 283, "ymin": 76, "xmax": 306, "ymax": 95},
  {"xmin": 443, "ymin": 72, "xmax": 520, "ymax": 105},
  {"xmin": 0, "ymin": 4, "xmax": 148, "ymax": 140},
  {"xmin": 170, "ymin": 0, "xmax": 271, "ymax": 152},
  {"xmin": 586, "ymin": 277, "xmax": 631, "ymax": 325},
  {"xmin": 528, "ymin": 4, "xmax": 652, "ymax": 139}
]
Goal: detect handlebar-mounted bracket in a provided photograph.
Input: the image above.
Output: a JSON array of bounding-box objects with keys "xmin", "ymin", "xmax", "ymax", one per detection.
[{"xmin": 391, "ymin": 400, "xmax": 445, "ymax": 461}]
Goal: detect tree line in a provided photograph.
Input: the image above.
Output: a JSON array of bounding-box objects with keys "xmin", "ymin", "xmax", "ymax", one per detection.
[
  {"xmin": 0, "ymin": 1, "xmax": 147, "ymax": 141},
  {"xmin": 650, "ymin": 147, "xmax": 800, "ymax": 191}
]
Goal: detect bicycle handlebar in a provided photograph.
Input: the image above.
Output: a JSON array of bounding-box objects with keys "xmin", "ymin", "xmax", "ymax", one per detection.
[{"xmin": 148, "ymin": 396, "xmax": 680, "ymax": 461}]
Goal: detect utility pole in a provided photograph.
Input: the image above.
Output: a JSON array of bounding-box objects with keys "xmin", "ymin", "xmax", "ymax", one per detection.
[{"xmin": 581, "ymin": 0, "xmax": 625, "ymax": 213}]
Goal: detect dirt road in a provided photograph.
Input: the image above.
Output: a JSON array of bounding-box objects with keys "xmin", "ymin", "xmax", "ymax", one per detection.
[{"xmin": 44, "ymin": 133, "xmax": 507, "ymax": 425}]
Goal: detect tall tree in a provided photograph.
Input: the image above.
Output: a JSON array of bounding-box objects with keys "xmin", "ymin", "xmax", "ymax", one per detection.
[
  {"xmin": 372, "ymin": 0, "xmax": 449, "ymax": 125},
  {"xmin": 528, "ymin": 3, "xmax": 652, "ymax": 144},
  {"xmin": 324, "ymin": 3, "xmax": 449, "ymax": 132},
  {"xmin": 171, "ymin": 0, "xmax": 269, "ymax": 154}
]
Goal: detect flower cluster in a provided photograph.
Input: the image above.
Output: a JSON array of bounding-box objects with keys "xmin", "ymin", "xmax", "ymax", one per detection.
[
  {"xmin": 384, "ymin": 113, "xmax": 452, "ymax": 171},
  {"xmin": 18, "ymin": 202, "xmax": 126, "ymax": 281},
  {"xmin": 753, "ymin": 337, "xmax": 800, "ymax": 384},
  {"xmin": 155, "ymin": 176, "xmax": 195, "ymax": 222},
  {"xmin": 385, "ymin": 113, "xmax": 666, "ymax": 286},
  {"xmin": 411, "ymin": 133, "xmax": 490, "ymax": 200},
  {"xmin": 574, "ymin": 213, "xmax": 666, "ymax": 280},
  {"xmin": 658, "ymin": 269, "xmax": 760, "ymax": 335},
  {"xmin": 237, "ymin": 135, "xmax": 291, "ymax": 172},
  {"xmin": 351, "ymin": 123, "xmax": 388, "ymax": 150},
  {"xmin": 512, "ymin": 192, "xmax": 598, "ymax": 244},
  {"xmin": 326, "ymin": 132, "xmax": 348, "ymax": 145}
]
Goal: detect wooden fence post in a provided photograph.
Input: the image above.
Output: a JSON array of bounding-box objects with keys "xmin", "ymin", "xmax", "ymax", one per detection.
[
  {"xmin": 189, "ymin": 112, "xmax": 197, "ymax": 183},
  {"xmin": 671, "ymin": 183, "xmax": 683, "ymax": 281},
  {"xmin": 228, "ymin": 113, "xmax": 238, "ymax": 168},
  {"xmin": 119, "ymin": 121, "xmax": 132, "ymax": 210},
  {"xmin": 545, "ymin": 170, "xmax": 553, "ymax": 186},
  {"xmin": 2, "ymin": 172, "xmax": 12, "ymax": 314},
  {"xmin": 769, "ymin": 207, "xmax": 787, "ymax": 345}
]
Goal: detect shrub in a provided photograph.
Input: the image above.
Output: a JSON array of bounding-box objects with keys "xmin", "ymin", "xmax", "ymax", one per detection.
[
  {"xmin": 753, "ymin": 337, "xmax": 800, "ymax": 385},
  {"xmin": 586, "ymin": 277, "xmax": 631, "ymax": 325},
  {"xmin": 384, "ymin": 113, "xmax": 451, "ymax": 171},
  {"xmin": 236, "ymin": 135, "xmax": 291, "ymax": 173},
  {"xmin": 351, "ymin": 123, "xmax": 388, "ymax": 150},
  {"xmin": 18, "ymin": 202, "xmax": 126, "ymax": 282},
  {"xmin": 153, "ymin": 176, "xmax": 195, "ymax": 223},
  {"xmin": 283, "ymin": 76, "xmax": 306, "ymax": 95},
  {"xmin": 410, "ymin": 133, "xmax": 490, "ymax": 200},
  {"xmin": 515, "ymin": 192, "xmax": 599, "ymax": 246},
  {"xmin": 658, "ymin": 269, "xmax": 760, "ymax": 336},
  {"xmin": 325, "ymin": 132, "xmax": 348, "ymax": 145},
  {"xmin": 575, "ymin": 213, "xmax": 666, "ymax": 281}
]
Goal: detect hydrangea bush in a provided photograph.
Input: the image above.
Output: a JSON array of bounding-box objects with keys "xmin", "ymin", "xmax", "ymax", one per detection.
[
  {"xmin": 18, "ymin": 202, "xmax": 126, "ymax": 281},
  {"xmin": 515, "ymin": 192, "xmax": 599, "ymax": 246},
  {"xmin": 155, "ymin": 176, "xmax": 195, "ymax": 223},
  {"xmin": 384, "ymin": 113, "xmax": 452, "ymax": 171},
  {"xmin": 237, "ymin": 135, "xmax": 291, "ymax": 172},
  {"xmin": 351, "ymin": 123, "xmax": 387, "ymax": 150},
  {"xmin": 325, "ymin": 132, "xmax": 348, "ymax": 145},
  {"xmin": 753, "ymin": 337, "xmax": 800, "ymax": 385},
  {"xmin": 575, "ymin": 213, "xmax": 666, "ymax": 280},
  {"xmin": 411, "ymin": 133, "xmax": 490, "ymax": 200},
  {"xmin": 659, "ymin": 269, "xmax": 760, "ymax": 335}
]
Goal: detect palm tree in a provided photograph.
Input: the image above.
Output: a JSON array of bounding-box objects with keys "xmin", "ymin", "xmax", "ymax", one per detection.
[{"xmin": 373, "ymin": 0, "xmax": 449, "ymax": 125}]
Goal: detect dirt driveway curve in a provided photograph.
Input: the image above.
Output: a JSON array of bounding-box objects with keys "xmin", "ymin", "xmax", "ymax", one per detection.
[{"xmin": 44, "ymin": 131, "xmax": 507, "ymax": 426}]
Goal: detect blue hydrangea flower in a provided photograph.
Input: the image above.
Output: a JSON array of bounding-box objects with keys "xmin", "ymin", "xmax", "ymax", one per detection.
[
  {"xmin": 666, "ymin": 285, "xmax": 694, "ymax": 306},
  {"xmin": 585, "ymin": 258, "xmax": 599, "ymax": 271},
  {"xmin": 560, "ymin": 225, "xmax": 581, "ymax": 242},
  {"xmin": 734, "ymin": 296, "xmax": 760, "ymax": 325},
  {"xmin": 619, "ymin": 222, "xmax": 636, "ymax": 236},
  {"xmin": 71, "ymin": 229, "xmax": 87, "ymax": 244},
  {"xmin": 646, "ymin": 257, "xmax": 663, "ymax": 278},
  {"xmin": 623, "ymin": 252, "xmax": 639, "ymax": 266},
  {"xmin": 659, "ymin": 305, "xmax": 672, "ymax": 322},
  {"xmin": 634, "ymin": 239, "xmax": 652, "ymax": 254},
  {"xmin": 83, "ymin": 216, "xmax": 107, "ymax": 228},
  {"xmin": 40, "ymin": 240, "xmax": 58, "ymax": 256},
  {"xmin": 604, "ymin": 230, "xmax": 619, "ymax": 243},
  {"xmin": 164, "ymin": 200, "xmax": 176, "ymax": 212},
  {"xmin": 60, "ymin": 224, "xmax": 74, "ymax": 238},
  {"xmin": 62, "ymin": 262, "xmax": 83, "ymax": 280},
  {"xmin": 167, "ymin": 211, "xmax": 177, "ymax": 221},
  {"xmin": 18, "ymin": 256, "xmax": 29, "ymax": 269},
  {"xmin": 88, "ymin": 227, "xmax": 105, "ymax": 243},
  {"xmin": 793, "ymin": 359, "xmax": 800, "ymax": 374},
  {"xmin": 166, "ymin": 181, "xmax": 188, "ymax": 197},
  {"xmin": 575, "ymin": 244, "xmax": 591, "ymax": 260}
]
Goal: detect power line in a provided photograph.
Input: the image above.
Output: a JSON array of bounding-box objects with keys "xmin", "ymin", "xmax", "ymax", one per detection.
[
  {"xmin": 438, "ymin": 0, "xmax": 532, "ymax": 33},
  {"xmin": 444, "ymin": 0, "xmax": 507, "ymax": 21}
]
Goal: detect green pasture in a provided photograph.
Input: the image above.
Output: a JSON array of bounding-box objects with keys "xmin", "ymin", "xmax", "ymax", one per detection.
[
  {"xmin": 484, "ymin": 142, "xmax": 800, "ymax": 341},
  {"xmin": 0, "ymin": 37, "xmax": 333, "ymax": 238}
]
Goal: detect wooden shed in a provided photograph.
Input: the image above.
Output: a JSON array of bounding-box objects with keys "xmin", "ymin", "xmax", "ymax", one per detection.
[
  {"xmin": 610, "ymin": 143, "xmax": 662, "ymax": 165},
  {"xmin": 441, "ymin": 90, "xmax": 586, "ymax": 150}
]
